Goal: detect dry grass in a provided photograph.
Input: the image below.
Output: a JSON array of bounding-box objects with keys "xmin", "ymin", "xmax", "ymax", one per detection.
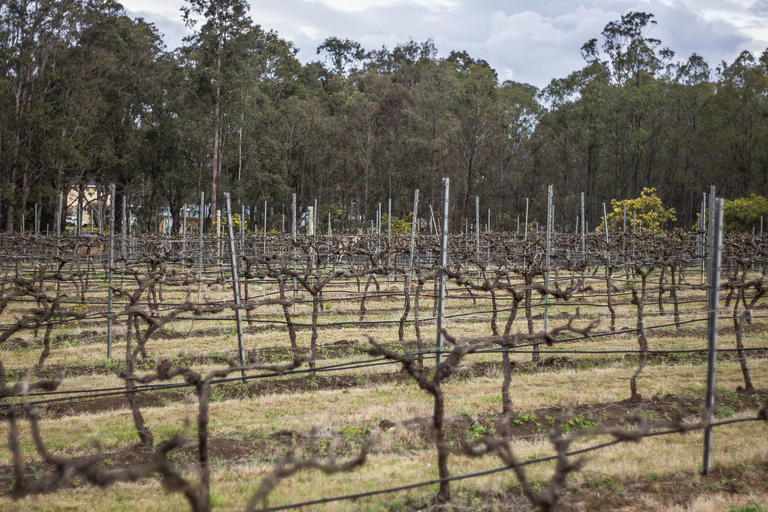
[{"xmin": 2, "ymin": 272, "xmax": 767, "ymax": 511}]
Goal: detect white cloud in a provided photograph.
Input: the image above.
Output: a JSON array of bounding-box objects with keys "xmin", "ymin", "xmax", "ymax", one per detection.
[
  {"xmin": 304, "ymin": 0, "xmax": 457, "ymax": 13},
  {"xmin": 121, "ymin": 0, "xmax": 768, "ymax": 87}
]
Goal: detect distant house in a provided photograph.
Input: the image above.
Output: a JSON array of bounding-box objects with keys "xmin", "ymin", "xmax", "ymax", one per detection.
[
  {"xmin": 66, "ymin": 180, "xmax": 106, "ymax": 229},
  {"xmin": 158, "ymin": 204, "xmax": 208, "ymax": 234}
]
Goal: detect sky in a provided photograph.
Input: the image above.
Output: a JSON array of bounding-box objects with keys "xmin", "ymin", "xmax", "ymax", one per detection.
[{"xmin": 122, "ymin": 0, "xmax": 768, "ymax": 88}]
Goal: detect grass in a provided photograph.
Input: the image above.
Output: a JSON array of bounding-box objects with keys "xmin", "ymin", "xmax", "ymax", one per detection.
[{"xmin": 1, "ymin": 272, "xmax": 767, "ymax": 511}]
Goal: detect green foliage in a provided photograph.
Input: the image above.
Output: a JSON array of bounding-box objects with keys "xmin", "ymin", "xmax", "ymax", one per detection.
[
  {"xmin": 210, "ymin": 213, "xmax": 247, "ymax": 233},
  {"xmin": 723, "ymin": 194, "xmax": 768, "ymax": 233},
  {"xmin": 728, "ymin": 505, "xmax": 765, "ymax": 512},
  {"xmin": 467, "ymin": 424, "xmax": 489, "ymax": 441},
  {"xmin": 599, "ymin": 188, "xmax": 676, "ymax": 233},
  {"xmin": 382, "ymin": 213, "xmax": 413, "ymax": 234}
]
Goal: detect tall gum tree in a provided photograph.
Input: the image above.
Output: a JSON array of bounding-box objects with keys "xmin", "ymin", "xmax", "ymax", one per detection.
[{"xmin": 181, "ymin": 0, "xmax": 252, "ymax": 224}]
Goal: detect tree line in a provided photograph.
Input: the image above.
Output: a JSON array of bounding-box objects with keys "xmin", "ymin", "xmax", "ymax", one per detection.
[{"xmin": 1, "ymin": 2, "xmax": 767, "ymax": 234}]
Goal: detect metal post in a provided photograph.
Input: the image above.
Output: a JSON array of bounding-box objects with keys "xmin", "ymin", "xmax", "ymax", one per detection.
[
  {"xmin": 623, "ymin": 203, "xmax": 627, "ymax": 253},
  {"xmin": 487, "ymin": 208, "xmax": 490, "ymax": 233},
  {"xmin": 307, "ymin": 206, "xmax": 315, "ymax": 236},
  {"xmin": 216, "ymin": 209, "xmax": 221, "ymax": 258},
  {"xmin": 700, "ymin": 192, "xmax": 707, "ymax": 280},
  {"xmin": 632, "ymin": 211, "xmax": 636, "ymax": 257},
  {"xmin": 224, "ymin": 193, "xmax": 247, "ymax": 380},
  {"xmin": 57, "ymin": 194, "xmax": 62, "ymax": 239},
  {"xmin": 405, "ymin": 189, "xmax": 419, "ymax": 320},
  {"xmin": 198, "ymin": 191, "xmax": 204, "ymax": 302},
  {"xmin": 475, "ymin": 196, "xmax": 480, "ymax": 257},
  {"xmin": 313, "ymin": 198, "xmax": 318, "ymax": 233},
  {"xmin": 121, "ymin": 197, "xmax": 126, "ymax": 287},
  {"xmin": 328, "ymin": 212, "xmax": 331, "ymax": 236},
  {"xmin": 524, "ymin": 198, "xmax": 529, "ymax": 241},
  {"xmin": 377, "ymin": 202, "xmax": 381, "ymax": 235},
  {"xmin": 545, "ymin": 185, "xmax": 552, "ymax": 332},
  {"xmin": 581, "ymin": 192, "xmax": 586, "ymax": 264},
  {"xmin": 292, "ymin": 193, "xmax": 297, "ymax": 302},
  {"xmin": 76, "ymin": 194, "xmax": 82, "ymax": 237},
  {"xmin": 436, "ymin": 179, "xmax": 449, "ymax": 366},
  {"xmin": 429, "ymin": 205, "xmax": 438, "ymax": 235},
  {"xmin": 97, "ymin": 196, "xmax": 103, "ymax": 235},
  {"xmin": 387, "ymin": 198, "xmax": 392, "ymax": 241},
  {"xmin": 34, "ymin": 204, "xmax": 38, "ymax": 236},
  {"xmin": 122, "ymin": 199, "xmax": 127, "ymax": 256},
  {"xmin": 263, "ymin": 200, "xmax": 267, "ymax": 254},
  {"xmin": 182, "ymin": 204, "xmax": 187, "ymax": 255},
  {"xmin": 702, "ymin": 196, "xmax": 723, "ymax": 475},
  {"xmin": 603, "ymin": 202, "xmax": 609, "ymax": 251},
  {"xmin": 107, "ymin": 184, "xmax": 115, "ymax": 359}
]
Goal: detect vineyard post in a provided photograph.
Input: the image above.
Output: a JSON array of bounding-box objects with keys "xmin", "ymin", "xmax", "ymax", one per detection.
[
  {"xmin": 387, "ymin": 198, "xmax": 391, "ymax": 240},
  {"xmin": 603, "ymin": 202, "xmax": 609, "ymax": 257},
  {"xmin": 703, "ymin": 196, "xmax": 723, "ymax": 475},
  {"xmin": 328, "ymin": 213, "xmax": 331, "ymax": 236},
  {"xmin": 56, "ymin": 194, "xmax": 62, "ymax": 254},
  {"xmin": 34, "ymin": 203, "xmax": 38, "ymax": 236},
  {"xmin": 516, "ymin": 216, "xmax": 519, "ymax": 238},
  {"xmin": 581, "ymin": 192, "xmax": 586, "ymax": 265},
  {"xmin": 475, "ymin": 196, "xmax": 480, "ymax": 258},
  {"xmin": 225, "ymin": 192, "xmax": 247, "ymax": 380},
  {"xmin": 240, "ymin": 204, "xmax": 245, "ymax": 249},
  {"xmin": 623, "ymin": 203, "xmax": 627, "ymax": 253},
  {"xmin": 544, "ymin": 185, "xmax": 552, "ymax": 332},
  {"xmin": 699, "ymin": 192, "xmax": 707, "ymax": 283},
  {"xmin": 314, "ymin": 198, "xmax": 318, "ymax": 233},
  {"xmin": 761, "ymin": 216, "xmax": 763, "ymax": 237},
  {"xmin": 524, "ymin": 197, "xmax": 529, "ymax": 241},
  {"xmin": 475, "ymin": 197, "xmax": 480, "ymax": 278},
  {"xmin": 307, "ymin": 206, "xmax": 315, "ymax": 272},
  {"xmin": 121, "ymin": 198, "xmax": 126, "ymax": 287},
  {"xmin": 292, "ymin": 193, "xmax": 297, "ymax": 304},
  {"xmin": 216, "ymin": 209, "xmax": 221, "ymax": 259},
  {"xmin": 487, "ymin": 209, "xmax": 491, "ymax": 258},
  {"xmin": 198, "ymin": 191, "xmax": 204, "ymax": 303},
  {"xmin": 182, "ymin": 204, "xmax": 187, "ymax": 255},
  {"xmin": 76, "ymin": 192, "xmax": 82, "ymax": 237},
  {"xmin": 107, "ymin": 184, "xmax": 115, "ymax": 359},
  {"xmin": 436, "ymin": 178, "xmax": 449, "ymax": 366},
  {"xmin": 632, "ymin": 211, "xmax": 636, "ymax": 257},
  {"xmin": 707, "ymin": 186, "xmax": 715, "ymax": 255},
  {"xmin": 263, "ymin": 200, "xmax": 267, "ymax": 253},
  {"xmin": 429, "ymin": 204, "xmax": 437, "ymax": 235},
  {"xmin": 404, "ymin": 189, "xmax": 419, "ymax": 333}
]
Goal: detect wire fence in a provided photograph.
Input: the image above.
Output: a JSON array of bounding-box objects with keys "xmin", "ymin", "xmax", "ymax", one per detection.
[{"xmin": 1, "ymin": 228, "xmax": 767, "ymax": 511}]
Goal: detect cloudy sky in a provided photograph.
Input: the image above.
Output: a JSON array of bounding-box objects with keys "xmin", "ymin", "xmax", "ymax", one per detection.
[{"xmin": 122, "ymin": 0, "xmax": 768, "ymax": 88}]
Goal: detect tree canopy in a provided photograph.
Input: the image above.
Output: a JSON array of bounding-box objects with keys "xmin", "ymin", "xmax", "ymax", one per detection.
[{"xmin": 1, "ymin": 4, "xmax": 767, "ymax": 234}]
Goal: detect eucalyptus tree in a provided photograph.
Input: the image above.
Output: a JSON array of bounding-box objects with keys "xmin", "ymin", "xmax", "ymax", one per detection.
[
  {"xmin": 0, "ymin": 0, "xmax": 81, "ymax": 231},
  {"xmin": 181, "ymin": 0, "xmax": 253, "ymax": 223}
]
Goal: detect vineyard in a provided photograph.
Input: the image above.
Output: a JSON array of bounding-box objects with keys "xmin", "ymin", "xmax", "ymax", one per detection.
[{"xmin": 1, "ymin": 225, "xmax": 768, "ymax": 511}]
